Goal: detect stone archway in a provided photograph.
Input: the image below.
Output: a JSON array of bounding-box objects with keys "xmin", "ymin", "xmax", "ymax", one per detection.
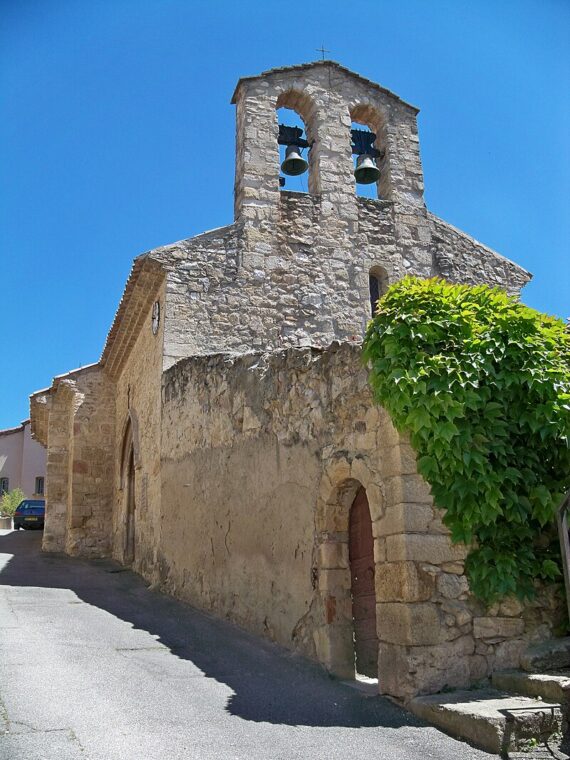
[{"xmin": 314, "ymin": 470, "xmax": 384, "ymax": 681}]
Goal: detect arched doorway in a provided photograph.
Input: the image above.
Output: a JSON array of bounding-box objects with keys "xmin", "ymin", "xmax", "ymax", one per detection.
[
  {"xmin": 349, "ymin": 486, "xmax": 378, "ymax": 677},
  {"xmin": 315, "ymin": 474, "xmax": 382, "ymax": 681},
  {"xmin": 119, "ymin": 414, "xmax": 138, "ymax": 566},
  {"xmin": 124, "ymin": 446, "xmax": 135, "ymax": 565}
]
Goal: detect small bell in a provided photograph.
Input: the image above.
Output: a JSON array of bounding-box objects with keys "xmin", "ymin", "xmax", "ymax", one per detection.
[
  {"xmin": 354, "ymin": 154, "xmax": 380, "ymax": 185},
  {"xmin": 281, "ymin": 144, "xmax": 309, "ymax": 176}
]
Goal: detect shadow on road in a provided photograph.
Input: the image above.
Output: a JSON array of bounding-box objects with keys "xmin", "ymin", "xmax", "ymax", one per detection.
[{"xmin": 0, "ymin": 530, "xmax": 422, "ymax": 731}]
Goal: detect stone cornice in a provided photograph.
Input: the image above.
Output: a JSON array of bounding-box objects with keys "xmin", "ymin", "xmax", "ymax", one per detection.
[
  {"xmin": 231, "ymin": 60, "xmax": 420, "ymax": 113},
  {"xmin": 100, "ymin": 255, "xmax": 166, "ymax": 379},
  {"xmin": 428, "ymin": 212, "xmax": 532, "ymax": 284}
]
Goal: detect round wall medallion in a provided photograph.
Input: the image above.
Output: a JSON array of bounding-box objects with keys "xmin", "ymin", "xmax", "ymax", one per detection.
[{"xmin": 151, "ymin": 301, "xmax": 160, "ymax": 335}]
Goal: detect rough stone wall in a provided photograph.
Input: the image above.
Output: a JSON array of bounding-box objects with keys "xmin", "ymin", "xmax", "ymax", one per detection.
[
  {"xmin": 38, "ymin": 366, "xmax": 115, "ymax": 557},
  {"xmin": 41, "ymin": 382, "xmax": 73, "ymax": 553},
  {"xmin": 430, "ymin": 213, "xmax": 531, "ymax": 293},
  {"xmin": 158, "ymin": 344, "xmax": 560, "ymax": 699},
  {"xmin": 112, "ymin": 280, "xmax": 166, "ymax": 578},
  {"xmin": 65, "ymin": 369, "xmax": 115, "ymax": 556},
  {"xmin": 156, "ymin": 225, "xmax": 241, "ymax": 367}
]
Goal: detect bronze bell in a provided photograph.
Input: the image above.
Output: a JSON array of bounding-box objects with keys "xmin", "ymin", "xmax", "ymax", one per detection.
[
  {"xmin": 354, "ymin": 154, "xmax": 380, "ymax": 185},
  {"xmin": 281, "ymin": 144, "xmax": 308, "ymax": 176}
]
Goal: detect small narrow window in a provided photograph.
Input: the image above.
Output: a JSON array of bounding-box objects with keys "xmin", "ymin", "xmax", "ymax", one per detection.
[
  {"xmin": 0, "ymin": 478, "xmax": 9, "ymax": 495},
  {"xmin": 369, "ymin": 275, "xmax": 380, "ymax": 316},
  {"xmin": 369, "ymin": 266, "xmax": 389, "ymax": 316},
  {"xmin": 35, "ymin": 476, "xmax": 44, "ymax": 496}
]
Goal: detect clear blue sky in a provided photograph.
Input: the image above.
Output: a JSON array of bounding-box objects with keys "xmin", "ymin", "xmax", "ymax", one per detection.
[{"xmin": 1, "ymin": 0, "xmax": 569, "ymax": 429}]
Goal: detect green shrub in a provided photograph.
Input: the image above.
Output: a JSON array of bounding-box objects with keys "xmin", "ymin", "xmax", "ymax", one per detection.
[
  {"xmin": 363, "ymin": 276, "xmax": 570, "ymax": 603},
  {"xmin": 0, "ymin": 488, "xmax": 26, "ymax": 518}
]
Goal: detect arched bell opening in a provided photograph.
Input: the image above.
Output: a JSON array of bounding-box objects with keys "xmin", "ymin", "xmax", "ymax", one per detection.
[
  {"xmin": 369, "ymin": 265, "xmax": 389, "ymax": 317},
  {"xmin": 351, "ymin": 122, "xmax": 380, "ymax": 199},
  {"xmin": 276, "ymin": 90, "xmax": 317, "ymax": 195},
  {"xmin": 350, "ymin": 104, "xmax": 389, "ymax": 201}
]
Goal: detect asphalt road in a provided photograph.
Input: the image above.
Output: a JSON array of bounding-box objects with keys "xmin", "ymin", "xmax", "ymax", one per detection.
[{"xmin": 0, "ymin": 529, "xmax": 496, "ymax": 760}]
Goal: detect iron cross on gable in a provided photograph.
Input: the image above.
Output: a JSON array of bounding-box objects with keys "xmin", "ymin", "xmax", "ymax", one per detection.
[{"xmin": 316, "ymin": 44, "xmax": 330, "ymax": 61}]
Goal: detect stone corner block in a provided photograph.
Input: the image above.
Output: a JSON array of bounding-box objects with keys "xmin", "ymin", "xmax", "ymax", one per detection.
[
  {"xmin": 375, "ymin": 502, "xmax": 433, "ymax": 537},
  {"xmin": 376, "ymin": 561, "xmax": 436, "ymax": 603},
  {"xmin": 386, "ymin": 533, "xmax": 469, "ymax": 565},
  {"xmin": 376, "ymin": 601, "xmax": 446, "ymax": 646},
  {"xmin": 473, "ymin": 617, "xmax": 524, "ymax": 641}
]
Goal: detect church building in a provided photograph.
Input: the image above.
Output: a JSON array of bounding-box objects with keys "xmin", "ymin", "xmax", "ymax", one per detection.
[{"xmin": 30, "ymin": 62, "xmax": 558, "ymax": 700}]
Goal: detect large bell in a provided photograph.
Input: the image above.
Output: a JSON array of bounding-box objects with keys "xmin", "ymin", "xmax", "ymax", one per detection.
[
  {"xmin": 281, "ymin": 144, "xmax": 308, "ymax": 176},
  {"xmin": 354, "ymin": 154, "xmax": 380, "ymax": 185}
]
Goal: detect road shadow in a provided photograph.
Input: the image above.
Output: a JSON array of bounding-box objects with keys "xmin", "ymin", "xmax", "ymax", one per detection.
[{"xmin": 0, "ymin": 530, "xmax": 423, "ymax": 730}]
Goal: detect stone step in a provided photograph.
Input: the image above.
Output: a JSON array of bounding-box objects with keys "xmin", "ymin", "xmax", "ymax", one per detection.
[
  {"xmin": 492, "ymin": 669, "xmax": 570, "ymax": 704},
  {"xmin": 521, "ymin": 638, "xmax": 570, "ymax": 673},
  {"xmin": 409, "ymin": 689, "xmax": 563, "ymax": 755}
]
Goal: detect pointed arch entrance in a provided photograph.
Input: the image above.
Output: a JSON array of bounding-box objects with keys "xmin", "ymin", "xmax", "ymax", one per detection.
[
  {"xmin": 349, "ymin": 486, "xmax": 378, "ymax": 677},
  {"xmin": 119, "ymin": 411, "xmax": 140, "ymax": 566},
  {"xmin": 124, "ymin": 445, "xmax": 136, "ymax": 565},
  {"xmin": 315, "ymin": 475, "xmax": 383, "ymax": 682}
]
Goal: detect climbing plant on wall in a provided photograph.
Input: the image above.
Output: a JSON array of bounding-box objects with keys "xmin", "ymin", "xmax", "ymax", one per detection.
[{"xmin": 363, "ymin": 276, "xmax": 570, "ymax": 604}]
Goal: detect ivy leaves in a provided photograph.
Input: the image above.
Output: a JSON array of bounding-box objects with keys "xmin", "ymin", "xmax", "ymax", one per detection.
[{"xmin": 363, "ymin": 277, "xmax": 570, "ymax": 604}]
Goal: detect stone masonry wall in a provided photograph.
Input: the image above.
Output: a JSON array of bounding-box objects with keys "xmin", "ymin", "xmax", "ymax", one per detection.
[
  {"xmin": 39, "ymin": 366, "xmax": 115, "ymax": 557},
  {"xmin": 152, "ymin": 195, "xmax": 530, "ymax": 370},
  {"xmin": 430, "ymin": 213, "xmax": 531, "ymax": 293},
  {"xmin": 158, "ymin": 343, "xmax": 560, "ymax": 699},
  {"xmin": 41, "ymin": 381, "xmax": 74, "ymax": 553},
  {"xmin": 65, "ymin": 368, "xmax": 115, "ymax": 556}
]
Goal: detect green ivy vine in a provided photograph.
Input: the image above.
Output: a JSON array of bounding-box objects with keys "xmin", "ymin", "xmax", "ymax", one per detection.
[{"xmin": 363, "ymin": 276, "xmax": 570, "ymax": 604}]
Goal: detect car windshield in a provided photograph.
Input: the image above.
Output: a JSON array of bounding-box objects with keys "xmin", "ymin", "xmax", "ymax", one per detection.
[{"xmin": 17, "ymin": 501, "xmax": 45, "ymax": 511}]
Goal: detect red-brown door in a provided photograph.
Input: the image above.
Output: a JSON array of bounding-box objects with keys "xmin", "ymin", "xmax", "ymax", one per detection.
[
  {"xmin": 125, "ymin": 448, "xmax": 135, "ymax": 565},
  {"xmin": 349, "ymin": 486, "xmax": 378, "ymax": 678}
]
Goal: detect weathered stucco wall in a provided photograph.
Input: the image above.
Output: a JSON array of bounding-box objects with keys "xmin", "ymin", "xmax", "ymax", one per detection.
[
  {"xmin": 112, "ymin": 279, "xmax": 166, "ymax": 578},
  {"xmin": 0, "ymin": 426, "xmax": 24, "ymax": 494},
  {"xmin": 0, "ymin": 421, "xmax": 45, "ymax": 499},
  {"xmin": 159, "ymin": 434, "xmax": 318, "ymax": 647},
  {"xmin": 158, "ymin": 344, "xmax": 561, "ymax": 699},
  {"xmin": 20, "ymin": 421, "xmax": 46, "ymax": 497}
]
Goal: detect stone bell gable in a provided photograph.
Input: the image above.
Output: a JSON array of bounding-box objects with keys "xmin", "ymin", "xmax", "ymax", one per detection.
[
  {"xmin": 104, "ymin": 60, "xmax": 529, "ymax": 370},
  {"xmin": 29, "ymin": 61, "xmax": 550, "ymax": 702}
]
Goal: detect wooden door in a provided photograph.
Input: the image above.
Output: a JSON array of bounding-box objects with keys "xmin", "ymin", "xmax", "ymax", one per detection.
[
  {"xmin": 349, "ymin": 486, "xmax": 378, "ymax": 677},
  {"xmin": 125, "ymin": 448, "xmax": 135, "ymax": 564}
]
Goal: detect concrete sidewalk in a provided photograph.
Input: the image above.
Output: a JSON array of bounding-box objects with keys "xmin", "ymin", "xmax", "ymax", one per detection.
[{"xmin": 0, "ymin": 529, "xmax": 496, "ymax": 759}]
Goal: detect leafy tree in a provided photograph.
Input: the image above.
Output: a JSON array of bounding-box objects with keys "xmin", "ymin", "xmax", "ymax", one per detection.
[
  {"xmin": 363, "ymin": 276, "xmax": 570, "ymax": 603},
  {"xmin": 0, "ymin": 488, "xmax": 26, "ymax": 518}
]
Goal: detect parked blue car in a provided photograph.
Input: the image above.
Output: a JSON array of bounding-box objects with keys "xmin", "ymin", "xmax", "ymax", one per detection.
[{"xmin": 13, "ymin": 500, "xmax": 45, "ymax": 530}]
